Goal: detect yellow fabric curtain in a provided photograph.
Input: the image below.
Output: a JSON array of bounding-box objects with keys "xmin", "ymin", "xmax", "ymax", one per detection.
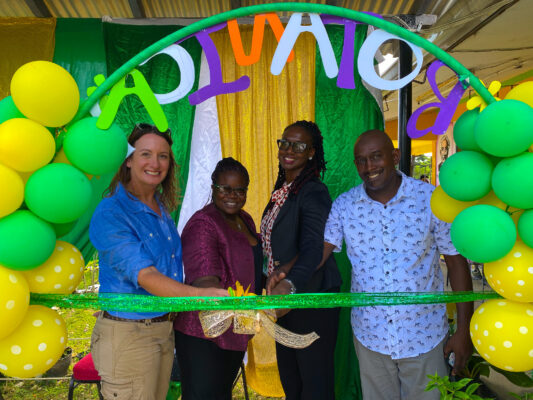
[
  {"xmin": 212, "ymin": 27, "xmax": 316, "ymax": 225},
  {"xmin": 0, "ymin": 18, "xmax": 56, "ymax": 99}
]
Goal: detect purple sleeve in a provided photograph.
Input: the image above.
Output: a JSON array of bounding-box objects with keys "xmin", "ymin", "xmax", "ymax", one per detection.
[{"xmin": 181, "ymin": 214, "xmax": 223, "ymax": 284}]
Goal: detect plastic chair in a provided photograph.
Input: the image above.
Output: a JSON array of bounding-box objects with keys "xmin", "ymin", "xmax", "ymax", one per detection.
[{"xmin": 67, "ymin": 352, "xmax": 103, "ymax": 400}]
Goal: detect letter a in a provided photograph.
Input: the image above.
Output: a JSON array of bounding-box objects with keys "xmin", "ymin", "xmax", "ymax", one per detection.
[{"xmin": 96, "ymin": 69, "xmax": 168, "ymax": 131}]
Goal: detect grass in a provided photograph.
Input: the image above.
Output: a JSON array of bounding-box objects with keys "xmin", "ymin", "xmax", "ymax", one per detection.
[{"xmin": 0, "ymin": 266, "xmax": 282, "ymax": 399}]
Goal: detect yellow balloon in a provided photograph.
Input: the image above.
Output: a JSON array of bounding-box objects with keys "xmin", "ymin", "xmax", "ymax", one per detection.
[
  {"xmin": 0, "ymin": 305, "xmax": 67, "ymax": 378},
  {"xmin": 505, "ymin": 81, "xmax": 533, "ymax": 108},
  {"xmin": 430, "ymin": 185, "xmax": 476, "ymax": 223},
  {"xmin": 0, "ymin": 265, "xmax": 29, "ymax": 340},
  {"xmin": 10, "ymin": 61, "xmax": 79, "ymax": 127},
  {"xmin": 23, "ymin": 240, "xmax": 85, "ymax": 294},
  {"xmin": 485, "ymin": 241, "xmax": 533, "ymax": 302},
  {"xmin": 0, "ymin": 118, "xmax": 55, "ymax": 172},
  {"xmin": 470, "ymin": 299, "xmax": 533, "ymax": 372},
  {"xmin": 0, "ymin": 163, "xmax": 24, "ymax": 218},
  {"xmin": 17, "ymin": 169, "xmax": 34, "ymax": 185}
]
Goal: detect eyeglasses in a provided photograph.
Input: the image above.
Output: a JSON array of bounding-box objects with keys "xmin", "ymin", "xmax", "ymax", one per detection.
[
  {"xmin": 277, "ymin": 139, "xmax": 309, "ymax": 153},
  {"xmin": 213, "ymin": 184, "xmax": 248, "ymax": 197}
]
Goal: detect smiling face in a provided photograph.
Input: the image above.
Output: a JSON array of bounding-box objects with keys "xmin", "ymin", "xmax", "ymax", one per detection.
[
  {"xmin": 126, "ymin": 133, "xmax": 170, "ymax": 190},
  {"xmin": 212, "ymin": 170, "xmax": 248, "ymax": 217},
  {"xmin": 278, "ymin": 126, "xmax": 315, "ymax": 182},
  {"xmin": 353, "ymin": 131, "xmax": 400, "ymax": 194}
]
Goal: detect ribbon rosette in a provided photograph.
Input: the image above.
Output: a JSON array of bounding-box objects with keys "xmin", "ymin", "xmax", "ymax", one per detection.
[{"xmin": 198, "ymin": 282, "xmax": 319, "ymax": 349}]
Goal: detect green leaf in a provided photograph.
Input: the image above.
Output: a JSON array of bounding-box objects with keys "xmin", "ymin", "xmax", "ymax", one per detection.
[
  {"xmin": 478, "ymin": 363, "xmax": 490, "ymax": 378},
  {"xmin": 455, "ymin": 391, "xmax": 470, "ymax": 399},
  {"xmin": 465, "ymin": 382, "xmax": 480, "ymax": 395},
  {"xmin": 455, "ymin": 378, "xmax": 472, "ymax": 390}
]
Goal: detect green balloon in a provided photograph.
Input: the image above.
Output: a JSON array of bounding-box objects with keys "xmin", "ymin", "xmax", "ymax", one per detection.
[
  {"xmin": 25, "ymin": 163, "xmax": 93, "ymax": 224},
  {"xmin": 453, "ymin": 109, "xmax": 481, "ymax": 151},
  {"xmin": 518, "ymin": 210, "xmax": 533, "ymax": 249},
  {"xmin": 492, "ymin": 152, "xmax": 533, "ymax": 209},
  {"xmin": 474, "ymin": 99, "xmax": 533, "ymax": 157},
  {"xmin": 63, "ymin": 117, "xmax": 127, "ymax": 175},
  {"xmin": 451, "ymin": 205, "xmax": 516, "ymax": 263},
  {"xmin": 0, "ymin": 96, "xmax": 25, "ymax": 124},
  {"xmin": 0, "ymin": 210, "xmax": 56, "ymax": 270},
  {"xmin": 439, "ymin": 151, "xmax": 493, "ymax": 201}
]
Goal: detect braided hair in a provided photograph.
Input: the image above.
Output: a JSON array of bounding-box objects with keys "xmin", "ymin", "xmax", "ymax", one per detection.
[
  {"xmin": 273, "ymin": 120, "xmax": 327, "ymax": 195},
  {"xmin": 211, "ymin": 157, "xmax": 250, "ymax": 187}
]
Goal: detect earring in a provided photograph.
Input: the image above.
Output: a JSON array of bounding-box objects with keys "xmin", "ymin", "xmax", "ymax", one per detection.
[{"xmin": 309, "ymin": 157, "xmax": 313, "ymax": 160}]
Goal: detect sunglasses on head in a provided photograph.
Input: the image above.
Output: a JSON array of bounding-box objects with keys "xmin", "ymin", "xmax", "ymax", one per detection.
[
  {"xmin": 213, "ymin": 184, "xmax": 248, "ymax": 197},
  {"xmin": 134, "ymin": 123, "xmax": 171, "ymax": 136},
  {"xmin": 276, "ymin": 139, "xmax": 309, "ymax": 153}
]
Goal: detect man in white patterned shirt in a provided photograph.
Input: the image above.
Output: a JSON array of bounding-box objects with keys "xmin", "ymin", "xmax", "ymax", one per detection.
[{"xmin": 323, "ymin": 130, "xmax": 473, "ymax": 400}]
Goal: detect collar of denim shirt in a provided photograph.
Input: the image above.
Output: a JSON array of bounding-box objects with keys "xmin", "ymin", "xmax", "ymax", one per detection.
[{"xmin": 116, "ymin": 183, "xmax": 166, "ymax": 217}]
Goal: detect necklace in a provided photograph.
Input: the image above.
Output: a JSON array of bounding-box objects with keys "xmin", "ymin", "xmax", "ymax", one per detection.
[{"xmin": 221, "ymin": 212, "xmax": 243, "ymax": 231}]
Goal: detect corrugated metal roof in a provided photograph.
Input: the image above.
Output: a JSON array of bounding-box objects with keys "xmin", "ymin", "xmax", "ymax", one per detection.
[{"xmin": 0, "ymin": 0, "xmax": 458, "ymax": 19}]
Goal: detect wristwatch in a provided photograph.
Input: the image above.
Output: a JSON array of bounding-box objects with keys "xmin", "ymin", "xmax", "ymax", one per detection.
[{"xmin": 284, "ymin": 278, "xmax": 297, "ymax": 295}]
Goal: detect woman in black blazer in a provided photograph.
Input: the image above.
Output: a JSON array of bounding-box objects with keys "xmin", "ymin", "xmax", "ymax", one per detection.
[{"xmin": 261, "ymin": 120, "xmax": 342, "ymax": 400}]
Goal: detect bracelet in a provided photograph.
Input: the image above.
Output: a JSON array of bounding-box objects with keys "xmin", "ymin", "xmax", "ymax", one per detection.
[{"xmin": 283, "ymin": 278, "xmax": 297, "ymax": 295}]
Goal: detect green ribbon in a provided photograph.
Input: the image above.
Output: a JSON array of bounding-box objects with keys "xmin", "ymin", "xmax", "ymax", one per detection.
[{"xmin": 31, "ymin": 291, "xmax": 501, "ymax": 312}]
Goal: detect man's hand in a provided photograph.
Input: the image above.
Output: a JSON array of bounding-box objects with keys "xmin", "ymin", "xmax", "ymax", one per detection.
[
  {"xmin": 444, "ymin": 254, "xmax": 474, "ymax": 375},
  {"xmin": 266, "ymin": 270, "xmax": 287, "ymax": 294},
  {"xmin": 269, "ymin": 279, "xmax": 293, "ymax": 318},
  {"xmin": 444, "ymin": 328, "xmax": 472, "ymax": 375}
]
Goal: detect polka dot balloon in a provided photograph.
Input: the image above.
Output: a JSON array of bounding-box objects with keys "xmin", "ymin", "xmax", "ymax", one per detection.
[
  {"xmin": 470, "ymin": 299, "xmax": 533, "ymax": 372},
  {"xmin": 0, "ymin": 305, "xmax": 67, "ymax": 378},
  {"xmin": 484, "ymin": 240, "xmax": 533, "ymax": 302},
  {"xmin": 0, "ymin": 265, "xmax": 29, "ymax": 340},
  {"xmin": 23, "ymin": 240, "xmax": 85, "ymax": 294}
]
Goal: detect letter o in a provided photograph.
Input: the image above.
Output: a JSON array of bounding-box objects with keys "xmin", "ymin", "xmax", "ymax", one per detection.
[{"xmin": 358, "ymin": 29, "xmax": 423, "ymax": 91}]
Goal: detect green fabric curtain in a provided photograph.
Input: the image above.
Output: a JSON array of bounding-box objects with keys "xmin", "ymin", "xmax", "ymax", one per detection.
[
  {"xmin": 316, "ymin": 24, "xmax": 384, "ymax": 400},
  {"xmin": 102, "ymin": 22, "xmax": 203, "ymax": 224},
  {"xmin": 53, "ymin": 19, "xmax": 110, "ymax": 262},
  {"xmin": 53, "ymin": 21, "xmax": 202, "ymax": 261}
]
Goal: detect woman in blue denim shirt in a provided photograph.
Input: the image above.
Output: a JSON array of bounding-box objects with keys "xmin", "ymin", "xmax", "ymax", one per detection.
[{"xmin": 89, "ymin": 124, "xmax": 227, "ymax": 400}]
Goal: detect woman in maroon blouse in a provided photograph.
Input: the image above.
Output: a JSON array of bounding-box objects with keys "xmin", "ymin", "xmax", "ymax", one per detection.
[{"xmin": 174, "ymin": 157, "xmax": 262, "ymax": 400}]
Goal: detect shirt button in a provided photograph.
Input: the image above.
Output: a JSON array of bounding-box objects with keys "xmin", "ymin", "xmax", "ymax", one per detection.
[
  {"xmin": 389, "ymin": 320, "xmax": 393, "ymax": 324},
  {"xmin": 171, "ymin": 254, "xmax": 175, "ymax": 258},
  {"xmin": 386, "ymin": 271, "xmax": 389, "ymax": 275},
  {"xmin": 173, "ymin": 273, "xmax": 177, "ymax": 277},
  {"xmin": 168, "ymin": 236, "xmax": 171, "ymax": 240},
  {"xmin": 149, "ymin": 233, "xmax": 153, "ymax": 237},
  {"xmin": 384, "ymin": 225, "xmax": 388, "ymax": 229},
  {"xmin": 384, "ymin": 205, "xmax": 387, "ymax": 209},
  {"xmin": 386, "ymin": 248, "xmax": 389, "ymax": 251}
]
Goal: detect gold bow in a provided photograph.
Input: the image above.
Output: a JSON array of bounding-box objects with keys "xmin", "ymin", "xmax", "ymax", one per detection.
[{"xmin": 198, "ymin": 283, "xmax": 319, "ymax": 349}]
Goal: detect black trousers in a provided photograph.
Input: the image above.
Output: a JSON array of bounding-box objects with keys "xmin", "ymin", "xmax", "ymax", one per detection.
[
  {"xmin": 175, "ymin": 330, "xmax": 244, "ymax": 400},
  {"xmin": 276, "ymin": 306, "xmax": 340, "ymax": 400}
]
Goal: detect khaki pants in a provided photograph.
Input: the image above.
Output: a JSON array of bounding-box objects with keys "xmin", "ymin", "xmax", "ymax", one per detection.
[
  {"xmin": 91, "ymin": 315, "xmax": 174, "ymax": 400},
  {"xmin": 353, "ymin": 336, "xmax": 449, "ymax": 400}
]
